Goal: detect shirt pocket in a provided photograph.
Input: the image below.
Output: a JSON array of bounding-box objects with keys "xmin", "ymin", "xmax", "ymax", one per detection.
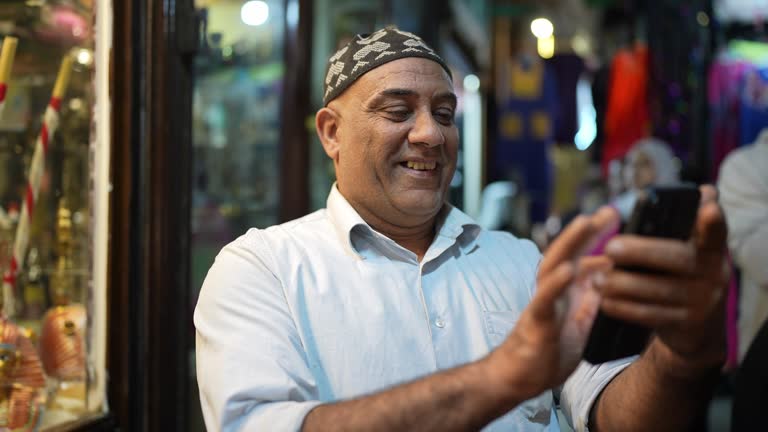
[{"xmin": 483, "ymin": 310, "xmax": 520, "ymax": 347}]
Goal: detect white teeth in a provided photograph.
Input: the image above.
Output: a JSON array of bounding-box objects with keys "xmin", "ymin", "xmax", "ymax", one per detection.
[{"xmin": 405, "ymin": 161, "xmax": 437, "ymax": 171}]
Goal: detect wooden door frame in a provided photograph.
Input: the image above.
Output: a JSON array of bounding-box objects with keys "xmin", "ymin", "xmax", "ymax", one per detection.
[
  {"xmin": 108, "ymin": 0, "xmax": 195, "ymax": 430},
  {"xmin": 279, "ymin": 0, "xmax": 314, "ymax": 222}
]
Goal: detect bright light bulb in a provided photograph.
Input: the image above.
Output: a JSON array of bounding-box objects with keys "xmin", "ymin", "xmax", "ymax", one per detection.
[
  {"xmin": 530, "ymin": 18, "xmax": 554, "ymax": 39},
  {"xmin": 463, "ymin": 74, "xmax": 480, "ymax": 92},
  {"xmin": 241, "ymin": 1, "xmax": 269, "ymax": 27},
  {"xmin": 76, "ymin": 49, "xmax": 92, "ymax": 65}
]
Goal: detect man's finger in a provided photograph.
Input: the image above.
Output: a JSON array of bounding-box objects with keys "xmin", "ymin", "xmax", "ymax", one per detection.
[
  {"xmin": 530, "ymin": 262, "xmax": 575, "ymax": 321},
  {"xmin": 597, "ymin": 270, "xmax": 689, "ymax": 306},
  {"xmin": 600, "ymin": 298, "xmax": 688, "ymax": 328},
  {"xmin": 699, "ymin": 184, "xmax": 717, "ymax": 206},
  {"xmin": 539, "ymin": 216, "xmax": 593, "ymax": 275},
  {"xmin": 604, "ymin": 236, "xmax": 696, "ymax": 275},
  {"xmin": 695, "ymin": 201, "xmax": 728, "ymax": 253},
  {"xmin": 577, "ymin": 255, "xmax": 613, "ymax": 278},
  {"xmin": 539, "ymin": 207, "xmax": 619, "ymax": 275},
  {"xmin": 591, "ymin": 205, "xmax": 621, "ymax": 233}
]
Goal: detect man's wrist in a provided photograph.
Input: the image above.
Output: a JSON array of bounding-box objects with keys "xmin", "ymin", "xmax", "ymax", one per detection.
[
  {"xmin": 476, "ymin": 348, "xmax": 544, "ymax": 410},
  {"xmin": 647, "ymin": 336, "xmax": 724, "ymax": 381},
  {"xmin": 469, "ymin": 357, "xmax": 521, "ymax": 411}
]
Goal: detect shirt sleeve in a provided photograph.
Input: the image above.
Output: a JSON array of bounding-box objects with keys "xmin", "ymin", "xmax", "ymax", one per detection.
[
  {"xmin": 557, "ymin": 357, "xmax": 635, "ymax": 432},
  {"xmin": 718, "ymin": 150, "xmax": 768, "ymax": 286},
  {"xmin": 194, "ymin": 230, "xmax": 322, "ymax": 431}
]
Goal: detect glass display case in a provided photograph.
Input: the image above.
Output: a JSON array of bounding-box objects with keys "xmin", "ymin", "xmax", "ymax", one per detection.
[{"xmin": 0, "ymin": 1, "xmax": 107, "ymax": 429}]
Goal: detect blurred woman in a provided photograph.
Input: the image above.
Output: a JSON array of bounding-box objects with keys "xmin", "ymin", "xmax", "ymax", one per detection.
[{"xmin": 613, "ymin": 137, "xmax": 680, "ymax": 219}]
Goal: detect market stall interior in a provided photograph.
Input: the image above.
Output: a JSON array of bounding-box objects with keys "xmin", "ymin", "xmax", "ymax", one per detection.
[{"xmin": 1, "ymin": 0, "xmax": 766, "ymax": 430}]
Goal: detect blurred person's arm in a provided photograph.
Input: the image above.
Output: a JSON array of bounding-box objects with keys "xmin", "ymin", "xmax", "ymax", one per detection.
[{"xmin": 719, "ymin": 149, "xmax": 768, "ymax": 285}]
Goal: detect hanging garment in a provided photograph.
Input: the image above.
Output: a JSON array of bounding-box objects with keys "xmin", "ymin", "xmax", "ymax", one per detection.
[
  {"xmin": 740, "ymin": 66, "xmax": 768, "ymax": 147},
  {"xmin": 494, "ymin": 56, "xmax": 558, "ymax": 223},
  {"xmin": 546, "ymin": 54, "xmax": 586, "ymax": 144},
  {"xmin": 602, "ymin": 44, "xmax": 651, "ymax": 174},
  {"xmin": 708, "ymin": 57, "xmax": 750, "ymax": 180}
]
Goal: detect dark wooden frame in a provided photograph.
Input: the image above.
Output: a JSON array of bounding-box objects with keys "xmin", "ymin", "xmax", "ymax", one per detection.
[
  {"xmin": 107, "ymin": 0, "xmax": 196, "ymax": 430},
  {"xmin": 279, "ymin": 0, "xmax": 314, "ymax": 222},
  {"xmin": 107, "ymin": 0, "xmax": 136, "ymax": 428}
]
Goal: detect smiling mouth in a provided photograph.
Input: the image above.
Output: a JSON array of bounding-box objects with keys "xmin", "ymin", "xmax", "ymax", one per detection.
[{"xmin": 401, "ymin": 161, "xmax": 437, "ymax": 171}]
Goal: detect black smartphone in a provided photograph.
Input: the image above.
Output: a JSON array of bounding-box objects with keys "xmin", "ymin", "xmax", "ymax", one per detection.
[{"xmin": 582, "ymin": 185, "xmax": 701, "ymax": 364}]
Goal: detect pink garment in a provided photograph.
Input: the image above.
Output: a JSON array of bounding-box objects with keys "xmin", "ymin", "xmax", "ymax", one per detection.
[
  {"xmin": 588, "ymin": 221, "xmax": 620, "ymax": 256},
  {"xmin": 708, "ymin": 59, "xmax": 749, "ymax": 180}
]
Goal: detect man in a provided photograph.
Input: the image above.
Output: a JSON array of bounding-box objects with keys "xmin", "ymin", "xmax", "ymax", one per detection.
[
  {"xmin": 195, "ymin": 27, "xmax": 728, "ymax": 431},
  {"xmin": 719, "ymin": 129, "xmax": 768, "ymax": 361},
  {"xmin": 718, "ymin": 129, "xmax": 768, "ymax": 428}
]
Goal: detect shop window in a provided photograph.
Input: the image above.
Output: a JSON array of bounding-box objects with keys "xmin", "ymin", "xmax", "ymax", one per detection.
[{"xmin": 0, "ymin": 0, "xmax": 109, "ymax": 429}]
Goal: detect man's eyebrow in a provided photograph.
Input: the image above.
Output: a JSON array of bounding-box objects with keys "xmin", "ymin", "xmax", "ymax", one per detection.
[
  {"xmin": 366, "ymin": 88, "xmax": 417, "ymax": 105},
  {"xmin": 434, "ymin": 91, "xmax": 458, "ymax": 107},
  {"xmin": 380, "ymin": 88, "xmax": 417, "ymax": 98},
  {"xmin": 366, "ymin": 89, "xmax": 458, "ymax": 106}
]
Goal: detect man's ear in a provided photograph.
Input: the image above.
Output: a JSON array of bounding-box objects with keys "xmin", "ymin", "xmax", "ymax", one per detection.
[{"xmin": 316, "ymin": 106, "xmax": 341, "ymax": 162}]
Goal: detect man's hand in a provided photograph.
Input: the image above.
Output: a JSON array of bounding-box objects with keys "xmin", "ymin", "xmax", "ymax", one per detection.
[
  {"xmin": 590, "ymin": 185, "xmax": 729, "ymax": 432},
  {"xmin": 485, "ymin": 206, "xmax": 620, "ymax": 400},
  {"xmin": 596, "ymin": 185, "xmax": 729, "ymax": 373}
]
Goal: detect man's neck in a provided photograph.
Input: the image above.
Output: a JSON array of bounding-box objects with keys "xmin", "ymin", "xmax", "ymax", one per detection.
[{"xmin": 354, "ymin": 205, "xmax": 438, "ymax": 262}]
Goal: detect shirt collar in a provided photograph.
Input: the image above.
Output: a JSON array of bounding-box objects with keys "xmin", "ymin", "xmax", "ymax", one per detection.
[
  {"xmin": 326, "ymin": 184, "xmax": 482, "ymax": 260},
  {"xmin": 433, "ymin": 203, "xmax": 482, "ymax": 254},
  {"xmin": 327, "ymin": 184, "xmax": 371, "ymax": 258}
]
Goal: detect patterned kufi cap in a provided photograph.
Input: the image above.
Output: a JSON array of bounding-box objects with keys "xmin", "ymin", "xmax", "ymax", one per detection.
[{"xmin": 322, "ymin": 26, "xmax": 452, "ymax": 105}]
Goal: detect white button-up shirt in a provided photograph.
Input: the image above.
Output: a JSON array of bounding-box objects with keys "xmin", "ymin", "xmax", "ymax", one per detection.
[{"xmin": 195, "ymin": 186, "xmax": 633, "ymax": 431}]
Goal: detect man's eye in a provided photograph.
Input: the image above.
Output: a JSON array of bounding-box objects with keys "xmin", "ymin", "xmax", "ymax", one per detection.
[
  {"xmin": 434, "ymin": 109, "xmax": 454, "ymax": 124},
  {"xmin": 384, "ymin": 109, "xmax": 411, "ymax": 121}
]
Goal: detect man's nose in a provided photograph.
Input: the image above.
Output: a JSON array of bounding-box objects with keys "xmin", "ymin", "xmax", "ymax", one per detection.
[{"xmin": 408, "ymin": 110, "xmax": 445, "ymax": 148}]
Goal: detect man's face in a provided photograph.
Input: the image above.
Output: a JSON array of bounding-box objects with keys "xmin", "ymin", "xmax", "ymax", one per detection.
[
  {"xmin": 326, "ymin": 58, "xmax": 459, "ymax": 225},
  {"xmin": 630, "ymin": 151, "xmax": 657, "ymax": 190}
]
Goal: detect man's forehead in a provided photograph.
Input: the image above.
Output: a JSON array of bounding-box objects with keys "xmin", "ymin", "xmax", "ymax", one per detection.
[{"xmin": 350, "ymin": 58, "xmax": 454, "ymax": 97}]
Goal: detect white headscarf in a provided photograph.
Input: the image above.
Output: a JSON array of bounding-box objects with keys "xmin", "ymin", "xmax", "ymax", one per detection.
[
  {"xmin": 614, "ymin": 137, "xmax": 680, "ymax": 219},
  {"xmin": 624, "ymin": 137, "xmax": 680, "ymax": 188}
]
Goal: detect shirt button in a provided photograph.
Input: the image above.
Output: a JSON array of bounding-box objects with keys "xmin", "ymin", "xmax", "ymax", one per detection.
[{"xmin": 435, "ymin": 318, "xmax": 446, "ymax": 328}]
